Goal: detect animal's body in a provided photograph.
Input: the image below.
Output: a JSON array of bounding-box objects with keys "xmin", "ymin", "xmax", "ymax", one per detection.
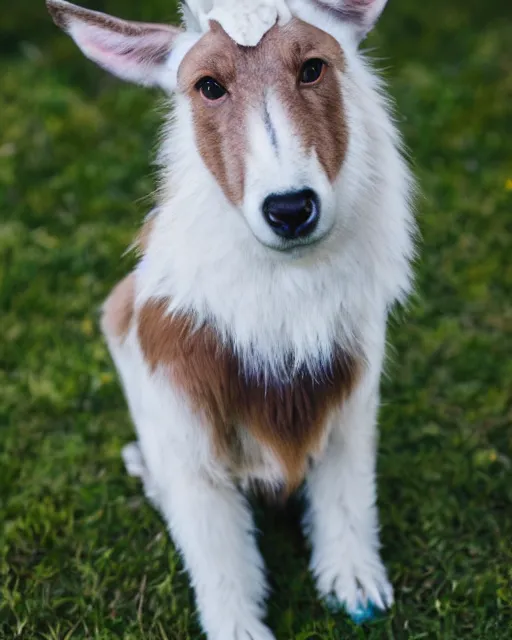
[{"xmin": 47, "ymin": 1, "xmax": 415, "ymax": 638}]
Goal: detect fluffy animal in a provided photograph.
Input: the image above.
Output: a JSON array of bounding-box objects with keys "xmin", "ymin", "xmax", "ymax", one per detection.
[{"xmin": 46, "ymin": 0, "xmax": 415, "ymax": 638}]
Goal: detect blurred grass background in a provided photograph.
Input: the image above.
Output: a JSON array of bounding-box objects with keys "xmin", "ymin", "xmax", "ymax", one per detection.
[{"xmin": 1, "ymin": 1, "xmax": 511, "ymax": 638}]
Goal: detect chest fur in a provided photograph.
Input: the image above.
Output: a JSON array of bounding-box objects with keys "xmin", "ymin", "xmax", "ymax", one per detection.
[{"xmin": 138, "ymin": 299, "xmax": 361, "ymax": 489}]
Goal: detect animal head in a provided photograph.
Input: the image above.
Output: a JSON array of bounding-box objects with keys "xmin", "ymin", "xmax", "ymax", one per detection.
[{"xmin": 46, "ymin": 0, "xmax": 390, "ymax": 252}]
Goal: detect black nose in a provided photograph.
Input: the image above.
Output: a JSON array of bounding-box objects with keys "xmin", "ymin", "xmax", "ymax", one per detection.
[{"xmin": 262, "ymin": 189, "xmax": 320, "ymax": 240}]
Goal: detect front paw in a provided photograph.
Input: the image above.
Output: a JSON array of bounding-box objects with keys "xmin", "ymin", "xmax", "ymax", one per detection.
[{"xmin": 312, "ymin": 541, "xmax": 394, "ymax": 624}]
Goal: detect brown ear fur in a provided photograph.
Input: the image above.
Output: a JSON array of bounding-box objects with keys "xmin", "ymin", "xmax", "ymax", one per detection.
[{"xmin": 47, "ymin": 0, "xmax": 177, "ymax": 38}]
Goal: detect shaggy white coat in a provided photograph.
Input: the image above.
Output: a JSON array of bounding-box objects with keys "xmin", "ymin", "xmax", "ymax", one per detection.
[{"xmin": 48, "ymin": 1, "xmax": 416, "ymax": 638}]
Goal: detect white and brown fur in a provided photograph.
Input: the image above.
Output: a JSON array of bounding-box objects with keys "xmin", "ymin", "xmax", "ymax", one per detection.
[{"xmin": 47, "ymin": 1, "xmax": 415, "ymax": 638}]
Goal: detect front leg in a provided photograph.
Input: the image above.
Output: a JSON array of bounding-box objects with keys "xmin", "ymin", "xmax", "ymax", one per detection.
[
  {"xmin": 304, "ymin": 353, "xmax": 393, "ymax": 623},
  {"xmin": 102, "ymin": 282, "xmax": 275, "ymax": 640},
  {"xmin": 154, "ymin": 448, "xmax": 275, "ymax": 640},
  {"xmin": 116, "ymin": 350, "xmax": 274, "ymax": 640}
]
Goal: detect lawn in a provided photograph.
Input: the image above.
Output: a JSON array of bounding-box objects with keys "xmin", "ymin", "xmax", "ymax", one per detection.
[{"xmin": 1, "ymin": 0, "xmax": 511, "ymax": 638}]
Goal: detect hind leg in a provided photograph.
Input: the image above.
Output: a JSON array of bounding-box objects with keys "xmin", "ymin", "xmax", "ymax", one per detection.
[
  {"xmin": 121, "ymin": 440, "xmax": 161, "ymax": 509},
  {"xmin": 101, "ymin": 274, "xmax": 161, "ymax": 507},
  {"xmin": 121, "ymin": 441, "xmax": 145, "ymax": 478}
]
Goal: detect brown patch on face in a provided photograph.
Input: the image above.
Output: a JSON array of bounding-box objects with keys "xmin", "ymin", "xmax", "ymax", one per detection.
[
  {"xmin": 178, "ymin": 18, "xmax": 348, "ymax": 205},
  {"xmin": 102, "ymin": 274, "xmax": 135, "ymax": 342},
  {"xmin": 138, "ymin": 299, "xmax": 361, "ymax": 490},
  {"xmin": 275, "ymin": 23, "xmax": 348, "ymax": 183}
]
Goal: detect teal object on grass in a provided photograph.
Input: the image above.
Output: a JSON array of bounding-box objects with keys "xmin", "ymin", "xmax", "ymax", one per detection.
[
  {"xmin": 325, "ymin": 594, "xmax": 380, "ymax": 625},
  {"xmin": 348, "ymin": 600, "xmax": 378, "ymax": 625}
]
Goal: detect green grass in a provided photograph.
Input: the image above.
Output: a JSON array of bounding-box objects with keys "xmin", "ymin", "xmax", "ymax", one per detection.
[{"xmin": 1, "ymin": 1, "xmax": 511, "ymax": 638}]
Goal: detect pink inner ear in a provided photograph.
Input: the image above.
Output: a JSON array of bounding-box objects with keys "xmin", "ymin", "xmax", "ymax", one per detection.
[
  {"xmin": 66, "ymin": 19, "xmax": 177, "ymax": 86},
  {"xmin": 349, "ymin": 0, "xmax": 388, "ymax": 18},
  {"xmin": 315, "ymin": 0, "xmax": 388, "ymax": 39}
]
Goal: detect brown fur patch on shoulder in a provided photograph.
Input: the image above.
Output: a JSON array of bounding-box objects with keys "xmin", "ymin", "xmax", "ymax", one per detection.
[
  {"xmin": 138, "ymin": 298, "xmax": 362, "ymax": 491},
  {"xmin": 102, "ymin": 274, "xmax": 135, "ymax": 342}
]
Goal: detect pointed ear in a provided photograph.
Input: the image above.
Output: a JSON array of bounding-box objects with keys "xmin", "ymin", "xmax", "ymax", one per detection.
[
  {"xmin": 317, "ymin": 0, "xmax": 389, "ymax": 43},
  {"xmin": 46, "ymin": 0, "xmax": 189, "ymax": 91}
]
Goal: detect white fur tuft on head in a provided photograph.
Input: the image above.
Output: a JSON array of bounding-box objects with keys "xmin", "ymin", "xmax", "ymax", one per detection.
[
  {"xmin": 183, "ymin": 0, "xmax": 389, "ymax": 46},
  {"xmin": 184, "ymin": 0, "xmax": 292, "ymax": 46}
]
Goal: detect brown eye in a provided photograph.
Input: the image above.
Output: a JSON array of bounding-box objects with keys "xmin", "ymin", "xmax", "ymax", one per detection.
[
  {"xmin": 195, "ymin": 77, "xmax": 227, "ymax": 101},
  {"xmin": 300, "ymin": 59, "xmax": 325, "ymax": 85}
]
